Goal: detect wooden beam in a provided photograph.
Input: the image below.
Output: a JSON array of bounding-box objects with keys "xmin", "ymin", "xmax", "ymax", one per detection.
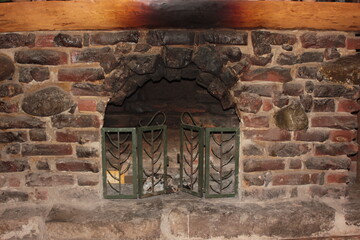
[{"xmin": 0, "ymin": 0, "xmax": 359, "ymax": 32}]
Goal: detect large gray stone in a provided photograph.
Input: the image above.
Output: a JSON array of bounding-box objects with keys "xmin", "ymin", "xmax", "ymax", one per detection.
[
  {"xmin": 0, "ymin": 53, "xmax": 15, "ymax": 81},
  {"xmin": 275, "ymin": 102, "xmax": 308, "ymax": 131},
  {"xmin": 22, "ymin": 87, "xmax": 74, "ymax": 117}
]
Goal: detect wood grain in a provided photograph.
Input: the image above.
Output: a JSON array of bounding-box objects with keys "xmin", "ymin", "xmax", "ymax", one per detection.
[{"xmin": 0, "ymin": 0, "xmax": 359, "ymax": 32}]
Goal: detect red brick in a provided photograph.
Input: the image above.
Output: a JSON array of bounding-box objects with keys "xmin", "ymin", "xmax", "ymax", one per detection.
[
  {"xmin": 56, "ymin": 130, "xmax": 100, "ymax": 143},
  {"xmin": 22, "ymin": 144, "xmax": 72, "ymax": 156},
  {"xmin": 243, "ymin": 128, "xmax": 291, "ymax": 141},
  {"xmin": 51, "ymin": 114, "xmax": 100, "ymax": 128},
  {"xmin": 244, "ymin": 159, "xmax": 284, "ymax": 172},
  {"xmin": 346, "ymin": 38, "xmax": 360, "ymax": 50},
  {"xmin": 29, "ymin": 129, "xmax": 47, "ymax": 141},
  {"xmin": 311, "ymin": 116, "xmax": 357, "ymax": 129},
  {"xmin": 78, "ymin": 99, "xmax": 97, "ymax": 112},
  {"xmin": 289, "ymin": 159, "xmax": 302, "ymax": 169},
  {"xmin": 337, "ymin": 99, "xmax": 360, "ymax": 112},
  {"xmin": 58, "ymin": 68, "xmax": 105, "ymax": 82},
  {"xmin": 242, "ymin": 67, "xmax": 292, "ymax": 83},
  {"xmin": 242, "ymin": 114, "xmax": 269, "ymax": 128},
  {"xmin": 0, "ymin": 160, "xmax": 29, "ymax": 172},
  {"xmin": 329, "ymin": 130, "xmax": 356, "ymax": 142},
  {"xmin": 294, "ymin": 130, "xmax": 329, "ymax": 142},
  {"xmin": 56, "ymin": 160, "xmax": 99, "ymax": 173},
  {"xmin": 35, "ymin": 34, "xmax": 55, "ymax": 47},
  {"xmin": 327, "ymin": 173, "xmax": 349, "ymax": 184},
  {"xmin": 236, "ymin": 92, "xmax": 262, "ymax": 113},
  {"xmin": 8, "ymin": 177, "xmax": 20, "ymax": 187},
  {"xmin": 32, "ymin": 189, "xmax": 48, "ymax": 201},
  {"xmin": 315, "ymin": 143, "xmax": 358, "ymax": 156},
  {"xmin": 262, "ymin": 99, "xmax": 273, "ymax": 111},
  {"xmin": 272, "ymin": 173, "xmax": 319, "ymax": 186}
]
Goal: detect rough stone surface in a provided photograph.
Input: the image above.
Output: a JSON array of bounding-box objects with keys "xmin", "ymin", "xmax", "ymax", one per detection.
[
  {"xmin": 269, "ymin": 143, "xmax": 310, "ymax": 157},
  {"xmin": 58, "ymin": 67, "xmax": 105, "ymax": 82},
  {"xmin": 252, "ymin": 31, "xmax": 296, "ymax": 56},
  {"xmin": 236, "ymin": 92, "xmax": 262, "ymax": 113},
  {"xmin": 51, "ymin": 114, "xmax": 100, "ymax": 128},
  {"xmin": 164, "ymin": 47, "xmax": 192, "ymax": 68},
  {"xmin": 0, "ymin": 159, "xmax": 29, "ymax": 172},
  {"xmin": 0, "ymin": 53, "xmax": 15, "ymax": 81},
  {"xmin": 275, "ymin": 102, "xmax": 308, "ymax": 131},
  {"xmin": 297, "ymin": 66, "xmax": 319, "ymax": 79},
  {"xmin": 0, "ymin": 83, "xmax": 23, "ymax": 97},
  {"xmin": 201, "ymin": 30, "xmax": 247, "ymax": 45},
  {"xmin": 311, "ymin": 116, "xmax": 357, "ymax": 130},
  {"xmin": 91, "ymin": 31, "xmax": 139, "ymax": 45},
  {"xmin": 22, "ymin": 144, "xmax": 73, "ymax": 156},
  {"xmin": 192, "ymin": 45, "xmax": 222, "ymax": 75},
  {"xmin": 248, "ymin": 53, "xmax": 273, "ymax": 66},
  {"xmin": 146, "ymin": 30, "xmax": 195, "ymax": 46},
  {"xmin": 126, "ymin": 54, "xmax": 160, "ymax": 75},
  {"xmin": 22, "ymin": 87, "xmax": 74, "ymax": 117},
  {"xmin": 319, "ymin": 53, "xmax": 360, "ymax": 85},
  {"xmin": 15, "ymin": 49, "xmax": 67, "ymax": 65},
  {"xmin": 243, "ymin": 67, "xmax": 292, "ymax": 83},
  {"xmin": 300, "ymin": 32, "xmax": 345, "ymax": 48},
  {"xmin": 305, "ymin": 157, "xmax": 351, "ymax": 170},
  {"xmin": 313, "ymin": 84, "xmax": 358, "ymax": 99},
  {"xmin": 220, "ymin": 46, "xmax": 242, "ymax": 63},
  {"xmin": 54, "ymin": 33, "xmax": 82, "ymax": 48},
  {"xmin": 0, "ymin": 33, "xmax": 35, "ymax": 48},
  {"xmin": 56, "ymin": 160, "xmax": 99, "ymax": 173},
  {"xmin": 244, "ymin": 159, "xmax": 285, "ymax": 172},
  {"xmin": 0, "ymin": 191, "xmax": 29, "ymax": 203},
  {"xmin": 19, "ymin": 66, "xmax": 49, "ymax": 83},
  {"xmin": 25, "ymin": 173, "xmax": 74, "ymax": 187},
  {"xmin": 0, "ymin": 115, "xmax": 45, "ymax": 129},
  {"xmin": 0, "ymin": 131, "xmax": 27, "ymax": 143}
]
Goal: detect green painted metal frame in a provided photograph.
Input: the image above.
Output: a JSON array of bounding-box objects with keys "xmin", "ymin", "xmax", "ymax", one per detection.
[
  {"xmin": 137, "ymin": 125, "xmax": 168, "ymax": 198},
  {"xmin": 180, "ymin": 124, "xmax": 204, "ymax": 197},
  {"xmin": 101, "ymin": 127, "xmax": 138, "ymax": 199},
  {"xmin": 204, "ymin": 127, "xmax": 239, "ymax": 198}
]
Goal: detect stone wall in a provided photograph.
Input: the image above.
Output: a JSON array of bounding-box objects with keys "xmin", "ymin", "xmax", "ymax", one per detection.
[{"xmin": 0, "ymin": 29, "xmax": 359, "ymax": 204}]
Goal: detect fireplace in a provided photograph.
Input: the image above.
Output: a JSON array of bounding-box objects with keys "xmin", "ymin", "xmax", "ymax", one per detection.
[{"xmin": 1, "ymin": 0, "xmax": 360, "ymax": 238}]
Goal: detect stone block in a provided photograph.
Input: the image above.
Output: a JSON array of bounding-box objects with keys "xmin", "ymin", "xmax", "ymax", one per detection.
[
  {"xmin": 272, "ymin": 173, "xmax": 320, "ymax": 185},
  {"xmin": 0, "ymin": 115, "xmax": 45, "ymax": 129},
  {"xmin": 200, "ymin": 30, "xmax": 248, "ymax": 45},
  {"xmin": 243, "ymin": 173, "xmax": 265, "ymax": 186},
  {"xmin": 329, "ymin": 130, "xmax": 356, "ymax": 142},
  {"xmin": 51, "ymin": 114, "xmax": 100, "ymax": 128},
  {"xmin": 298, "ymin": 52, "xmax": 324, "ymax": 63},
  {"xmin": 164, "ymin": 46, "xmax": 193, "ymax": 68},
  {"xmin": 0, "ymin": 190, "xmax": 29, "ymax": 203},
  {"xmin": 0, "ymin": 33, "xmax": 35, "ymax": 48},
  {"xmin": 26, "ymin": 173, "xmax": 74, "ymax": 187},
  {"xmin": 56, "ymin": 160, "xmax": 99, "ymax": 173},
  {"xmin": 274, "ymin": 102, "xmax": 308, "ymax": 131},
  {"xmin": 243, "ymin": 128, "xmax": 291, "ymax": 141},
  {"xmin": 311, "ymin": 116, "xmax": 357, "ymax": 129},
  {"xmin": 22, "ymin": 144, "xmax": 73, "ymax": 156},
  {"xmin": 29, "ymin": 129, "xmax": 47, "ymax": 141},
  {"xmin": 315, "ymin": 143, "xmax": 358, "ymax": 156},
  {"xmin": 242, "ymin": 67, "xmax": 292, "ymax": 83},
  {"xmin": 235, "ymin": 92, "xmax": 262, "ymax": 113},
  {"xmin": 305, "ymin": 156, "xmax": 351, "ymax": 170},
  {"xmin": 290, "ymin": 159, "xmax": 302, "ymax": 169},
  {"xmin": 297, "ymin": 66, "xmax": 319, "ymax": 79},
  {"xmin": 15, "ymin": 49, "xmax": 68, "ymax": 65},
  {"xmin": 244, "ymin": 159, "xmax": 285, "ymax": 172},
  {"xmin": 283, "ymin": 82, "xmax": 303, "ymax": 96},
  {"xmin": 56, "ymin": 130, "xmax": 100, "ymax": 144},
  {"xmin": 54, "ymin": 33, "xmax": 83, "ymax": 48},
  {"xmin": 300, "ymin": 32, "xmax": 345, "ymax": 48},
  {"xmin": 242, "ymin": 143, "xmax": 264, "ymax": 156},
  {"xmin": 35, "ymin": 34, "xmax": 56, "ymax": 47},
  {"xmin": 126, "ymin": 54, "xmax": 160, "ymax": 74},
  {"xmin": 19, "ymin": 66, "xmax": 49, "ymax": 83},
  {"xmin": 234, "ymin": 83, "xmax": 280, "ymax": 97},
  {"xmin": 0, "ymin": 53, "xmax": 15, "ymax": 81},
  {"xmin": 294, "ymin": 130, "xmax": 329, "ymax": 142},
  {"xmin": 324, "ymin": 47, "xmax": 341, "ymax": 60},
  {"xmin": 90, "ymin": 31, "xmax": 139, "ymax": 45},
  {"xmin": 313, "ymin": 99, "xmax": 335, "ymax": 112},
  {"xmin": 252, "ymin": 31, "xmax": 296, "ymax": 56},
  {"xmin": 0, "ymin": 83, "xmax": 23, "ymax": 97},
  {"xmin": 0, "ymin": 159, "xmax": 29, "ymax": 172},
  {"xmin": 146, "ymin": 30, "xmax": 195, "ymax": 45},
  {"xmin": 77, "ymin": 175, "xmax": 99, "ymax": 186},
  {"xmin": 58, "ymin": 67, "xmax": 105, "ymax": 82},
  {"xmin": 268, "ymin": 143, "xmax": 310, "ymax": 157},
  {"xmin": 248, "ymin": 53, "xmax": 273, "ymax": 66},
  {"xmin": 0, "ymin": 131, "xmax": 27, "ymax": 143},
  {"xmin": 192, "ymin": 45, "xmax": 222, "ymax": 75},
  {"xmin": 71, "ymin": 83, "xmax": 107, "ymax": 96},
  {"xmin": 76, "ymin": 145, "xmax": 99, "ymax": 158}
]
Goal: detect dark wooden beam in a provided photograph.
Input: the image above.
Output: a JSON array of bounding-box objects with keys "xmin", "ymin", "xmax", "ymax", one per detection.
[{"xmin": 0, "ymin": 0, "xmax": 359, "ymax": 32}]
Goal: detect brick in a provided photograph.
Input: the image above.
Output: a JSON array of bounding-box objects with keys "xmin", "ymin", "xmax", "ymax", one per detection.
[
  {"xmin": 0, "ymin": 83, "xmax": 23, "ymax": 97},
  {"xmin": 243, "ymin": 128, "xmax": 291, "ymax": 141},
  {"xmin": 346, "ymin": 38, "xmax": 360, "ymax": 50},
  {"xmin": 78, "ymin": 175, "xmax": 99, "ymax": 186},
  {"xmin": 283, "ymin": 83, "xmax": 303, "ymax": 96},
  {"xmin": 0, "ymin": 101, "xmax": 18, "ymax": 113},
  {"xmin": 242, "ymin": 144, "xmax": 264, "ymax": 156},
  {"xmin": 35, "ymin": 34, "xmax": 55, "ymax": 47},
  {"xmin": 327, "ymin": 173, "xmax": 349, "ymax": 184},
  {"xmin": 25, "ymin": 173, "xmax": 74, "ymax": 187},
  {"xmin": 0, "ymin": 191, "xmax": 29, "ymax": 203},
  {"xmin": 32, "ymin": 189, "xmax": 48, "ymax": 201},
  {"xmin": 242, "ymin": 115, "xmax": 269, "ymax": 128},
  {"xmin": 294, "ymin": 130, "xmax": 329, "ymax": 142},
  {"xmin": 0, "ymin": 33, "xmax": 35, "ymax": 49},
  {"xmin": 272, "ymin": 92, "xmax": 289, "ymax": 108},
  {"xmin": 56, "ymin": 160, "xmax": 99, "ymax": 173},
  {"xmin": 337, "ymin": 99, "xmax": 360, "ymax": 112},
  {"xmin": 76, "ymin": 146, "xmax": 99, "ymax": 158},
  {"xmin": 58, "ymin": 68, "xmax": 105, "ymax": 82},
  {"xmin": 56, "ymin": 130, "xmax": 100, "ymax": 144},
  {"xmin": 268, "ymin": 143, "xmax": 310, "ymax": 157},
  {"xmin": 54, "ymin": 33, "xmax": 82, "ymax": 48},
  {"xmin": 300, "ymin": 94, "xmax": 313, "ymax": 112},
  {"xmin": 289, "ymin": 159, "xmax": 302, "ymax": 169},
  {"xmin": 0, "ymin": 115, "xmax": 45, "ymax": 129},
  {"xmin": 305, "ymin": 156, "xmax": 350, "ymax": 170},
  {"xmin": 78, "ymin": 99, "xmax": 97, "ymax": 112},
  {"xmin": 71, "ymin": 83, "xmax": 107, "ymax": 96},
  {"xmin": 262, "ymin": 99, "xmax": 273, "ymax": 111},
  {"xmin": 243, "ymin": 174, "xmax": 264, "ymax": 187},
  {"xmin": 242, "ymin": 67, "xmax": 292, "ymax": 83},
  {"xmin": 235, "ymin": 92, "xmax": 262, "ymax": 113},
  {"xmin": 315, "ymin": 143, "xmax": 357, "ymax": 156},
  {"xmin": 313, "ymin": 85, "xmax": 357, "ymax": 98},
  {"xmin": 313, "ymin": 99, "xmax": 335, "ymax": 112},
  {"xmin": 0, "ymin": 131, "xmax": 27, "ymax": 143},
  {"xmin": 0, "ymin": 159, "xmax": 29, "ymax": 172},
  {"xmin": 51, "ymin": 114, "xmax": 100, "ymax": 128},
  {"xmin": 234, "ymin": 83, "xmax": 280, "ymax": 97},
  {"xmin": 22, "ymin": 144, "xmax": 72, "ymax": 156},
  {"xmin": 329, "ymin": 130, "xmax": 356, "ymax": 142},
  {"xmin": 244, "ymin": 159, "xmax": 284, "ymax": 172},
  {"xmin": 71, "ymin": 47, "xmax": 116, "ymax": 73},
  {"xmin": 29, "ymin": 129, "xmax": 47, "ymax": 141},
  {"xmin": 311, "ymin": 116, "xmax": 357, "ymax": 129},
  {"xmin": 15, "ymin": 49, "xmax": 68, "ymax": 65},
  {"xmin": 272, "ymin": 173, "xmax": 319, "ymax": 186},
  {"xmin": 300, "ymin": 32, "xmax": 345, "ymax": 48},
  {"xmin": 91, "ymin": 31, "xmax": 139, "ymax": 45},
  {"xmin": 8, "ymin": 177, "xmax": 21, "ymax": 187}
]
